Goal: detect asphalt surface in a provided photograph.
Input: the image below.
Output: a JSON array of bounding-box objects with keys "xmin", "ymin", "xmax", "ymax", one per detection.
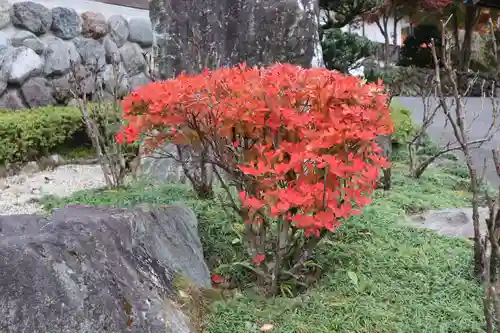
[{"xmin": 395, "ymin": 96, "xmax": 500, "ymax": 186}]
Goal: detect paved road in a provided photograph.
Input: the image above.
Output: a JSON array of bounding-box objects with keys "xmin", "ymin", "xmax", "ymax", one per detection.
[{"xmin": 395, "ymin": 96, "xmax": 500, "ymax": 186}]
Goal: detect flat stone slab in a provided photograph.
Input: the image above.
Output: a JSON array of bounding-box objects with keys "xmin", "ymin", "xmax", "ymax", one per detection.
[{"xmin": 407, "ymin": 207, "xmax": 490, "ymax": 239}]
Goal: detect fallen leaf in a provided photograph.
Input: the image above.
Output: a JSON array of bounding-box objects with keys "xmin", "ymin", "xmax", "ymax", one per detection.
[{"xmin": 260, "ymin": 323, "xmax": 274, "ymax": 331}]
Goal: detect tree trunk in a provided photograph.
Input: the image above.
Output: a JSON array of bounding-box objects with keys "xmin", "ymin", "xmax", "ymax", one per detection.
[{"xmin": 457, "ymin": 5, "xmax": 478, "ymax": 93}]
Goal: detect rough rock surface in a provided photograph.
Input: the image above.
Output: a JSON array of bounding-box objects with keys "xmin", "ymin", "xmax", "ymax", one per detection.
[
  {"xmin": 43, "ymin": 36, "xmax": 81, "ymax": 76},
  {"xmin": 10, "ymin": 30, "xmax": 46, "ymax": 54},
  {"xmin": 1, "ymin": 46, "xmax": 43, "ymax": 84},
  {"xmin": 20, "ymin": 76, "xmax": 56, "ymax": 107},
  {"xmin": 149, "ymin": 0, "xmax": 324, "ymax": 79},
  {"xmin": 108, "ymin": 14, "xmax": 129, "ymax": 48},
  {"xmin": 0, "ymin": 78, "xmax": 6, "ymax": 96},
  {"xmin": 0, "ymin": 204, "xmax": 210, "ymax": 332},
  {"xmin": 0, "ymin": 1, "xmax": 154, "ymax": 109},
  {"xmin": 129, "ymin": 72, "xmax": 150, "ymax": 91},
  {"xmin": 120, "ymin": 42, "xmax": 146, "ymax": 75},
  {"xmin": 0, "ymin": 0, "xmax": 9, "ymax": 29},
  {"xmin": 103, "ymin": 35, "xmax": 119, "ymax": 63},
  {"xmin": 99, "ymin": 63, "xmax": 129, "ymax": 97},
  {"xmin": 0, "ymin": 89, "xmax": 24, "ymax": 109},
  {"xmin": 72, "ymin": 37, "xmax": 106, "ymax": 68},
  {"xmin": 81, "ymin": 11, "xmax": 107, "ymax": 39},
  {"xmin": 128, "ymin": 18, "xmax": 153, "ymax": 47},
  {"xmin": 51, "ymin": 7, "xmax": 81, "ymax": 40},
  {"xmin": 10, "ymin": 1, "xmax": 52, "ymax": 35},
  {"xmin": 50, "ymin": 74, "xmax": 72, "ymax": 103}
]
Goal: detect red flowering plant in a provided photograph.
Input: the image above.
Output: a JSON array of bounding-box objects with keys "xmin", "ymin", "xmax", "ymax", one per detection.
[{"xmin": 117, "ymin": 63, "xmax": 393, "ymax": 295}]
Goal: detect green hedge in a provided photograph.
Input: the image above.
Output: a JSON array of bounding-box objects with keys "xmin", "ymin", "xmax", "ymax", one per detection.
[
  {"xmin": 0, "ymin": 104, "xmax": 140, "ymax": 165},
  {"xmin": 0, "ymin": 101, "xmax": 415, "ymax": 165},
  {"xmin": 390, "ymin": 101, "xmax": 416, "ymax": 145},
  {"xmin": 0, "ymin": 106, "xmax": 85, "ymax": 164}
]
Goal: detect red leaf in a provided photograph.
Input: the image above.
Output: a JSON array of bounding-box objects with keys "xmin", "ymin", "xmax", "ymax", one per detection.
[
  {"xmin": 211, "ymin": 274, "xmax": 225, "ymax": 284},
  {"xmin": 252, "ymin": 254, "xmax": 265, "ymax": 265}
]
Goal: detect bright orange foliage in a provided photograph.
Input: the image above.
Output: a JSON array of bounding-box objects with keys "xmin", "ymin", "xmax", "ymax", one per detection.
[{"xmin": 118, "ymin": 63, "xmax": 393, "ymax": 237}]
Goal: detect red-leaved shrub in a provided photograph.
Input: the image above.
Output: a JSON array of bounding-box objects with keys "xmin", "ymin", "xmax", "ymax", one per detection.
[{"xmin": 118, "ymin": 63, "xmax": 393, "ymax": 294}]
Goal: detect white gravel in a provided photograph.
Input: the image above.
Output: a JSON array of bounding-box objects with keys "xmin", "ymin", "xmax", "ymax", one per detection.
[{"xmin": 0, "ymin": 164, "xmax": 107, "ymax": 215}]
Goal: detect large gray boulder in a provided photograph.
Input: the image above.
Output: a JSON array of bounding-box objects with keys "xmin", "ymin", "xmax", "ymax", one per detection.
[
  {"xmin": 10, "ymin": 30, "xmax": 46, "ymax": 54},
  {"xmin": 21, "ymin": 76, "xmax": 56, "ymax": 107},
  {"xmin": 43, "ymin": 36, "xmax": 81, "ymax": 76},
  {"xmin": 149, "ymin": 0, "xmax": 324, "ymax": 80},
  {"xmin": 10, "ymin": 1, "xmax": 52, "ymax": 35},
  {"xmin": 0, "ymin": 204, "xmax": 210, "ymax": 333},
  {"xmin": 0, "ymin": 0, "xmax": 10, "ymax": 29},
  {"xmin": 51, "ymin": 7, "xmax": 81, "ymax": 40},
  {"xmin": 72, "ymin": 37, "xmax": 106, "ymax": 69},
  {"xmin": 108, "ymin": 15, "xmax": 129, "ymax": 48},
  {"xmin": 1, "ymin": 46, "xmax": 43, "ymax": 84}
]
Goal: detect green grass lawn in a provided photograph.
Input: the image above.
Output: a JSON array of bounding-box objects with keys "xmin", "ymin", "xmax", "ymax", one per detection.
[{"xmin": 41, "ymin": 162, "xmax": 484, "ymax": 333}]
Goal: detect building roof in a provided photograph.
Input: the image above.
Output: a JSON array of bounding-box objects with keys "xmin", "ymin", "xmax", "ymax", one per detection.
[
  {"xmin": 93, "ymin": 0, "xmax": 148, "ymax": 10},
  {"xmin": 476, "ymin": 0, "xmax": 500, "ymax": 9}
]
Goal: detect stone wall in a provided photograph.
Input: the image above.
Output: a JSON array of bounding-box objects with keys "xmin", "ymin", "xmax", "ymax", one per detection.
[{"xmin": 0, "ymin": 0, "xmax": 154, "ymax": 109}]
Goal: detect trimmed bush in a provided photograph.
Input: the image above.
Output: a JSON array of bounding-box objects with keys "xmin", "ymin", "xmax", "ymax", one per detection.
[
  {"xmin": 322, "ymin": 28, "xmax": 378, "ymax": 73},
  {"xmin": 398, "ymin": 23, "xmax": 441, "ymax": 69},
  {"xmin": 0, "ymin": 103, "xmax": 139, "ymax": 165},
  {"xmin": 390, "ymin": 101, "xmax": 415, "ymax": 145},
  {"xmin": 0, "ymin": 106, "xmax": 84, "ymax": 164}
]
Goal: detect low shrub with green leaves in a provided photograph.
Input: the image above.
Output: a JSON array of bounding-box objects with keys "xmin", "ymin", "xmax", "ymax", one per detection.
[
  {"xmin": 0, "ymin": 106, "xmax": 84, "ymax": 164},
  {"xmin": 0, "ymin": 104, "xmax": 136, "ymax": 165},
  {"xmin": 390, "ymin": 101, "xmax": 416, "ymax": 145}
]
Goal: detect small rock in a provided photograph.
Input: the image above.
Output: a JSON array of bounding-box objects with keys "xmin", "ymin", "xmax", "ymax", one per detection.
[
  {"xmin": 0, "ymin": 0, "xmax": 10, "ymax": 29},
  {"xmin": 43, "ymin": 36, "xmax": 81, "ymax": 76},
  {"xmin": 81, "ymin": 11, "xmax": 107, "ymax": 39},
  {"xmin": 99, "ymin": 63, "xmax": 129, "ymax": 97},
  {"xmin": 70, "ymin": 65, "xmax": 96, "ymax": 95},
  {"xmin": 51, "ymin": 7, "xmax": 81, "ymax": 40},
  {"xmin": 0, "ymin": 64, "xmax": 7, "ymax": 95},
  {"xmin": 0, "ymin": 90, "xmax": 25, "ymax": 109},
  {"xmin": 20, "ymin": 161, "xmax": 40, "ymax": 175},
  {"xmin": 108, "ymin": 15, "xmax": 128, "ymax": 48},
  {"xmin": 407, "ymin": 207, "xmax": 490, "ymax": 239},
  {"xmin": 72, "ymin": 37, "xmax": 106, "ymax": 69},
  {"xmin": 10, "ymin": 1, "xmax": 52, "ymax": 35},
  {"xmin": 0, "ymin": 32, "xmax": 7, "ymax": 49},
  {"xmin": 129, "ymin": 72, "xmax": 150, "ymax": 91},
  {"xmin": 0, "ymin": 179, "xmax": 9, "ymax": 189},
  {"xmin": 120, "ymin": 42, "xmax": 146, "ymax": 76},
  {"xmin": 66, "ymin": 98, "xmax": 79, "ymax": 107},
  {"xmin": 0, "ymin": 79, "xmax": 6, "ymax": 96},
  {"xmin": 127, "ymin": 18, "xmax": 153, "ymax": 47},
  {"xmin": 10, "ymin": 31, "xmax": 46, "ymax": 54},
  {"xmin": 50, "ymin": 75, "xmax": 72, "ymax": 103},
  {"xmin": 48, "ymin": 154, "xmax": 65, "ymax": 166},
  {"xmin": 21, "ymin": 76, "xmax": 56, "ymax": 108},
  {"xmin": 10, "ymin": 175, "xmax": 25, "ymax": 184},
  {"xmin": 0, "ymin": 166, "xmax": 8, "ymax": 178},
  {"xmin": 103, "ymin": 36, "xmax": 119, "ymax": 63},
  {"xmin": 2, "ymin": 46, "xmax": 43, "ymax": 84}
]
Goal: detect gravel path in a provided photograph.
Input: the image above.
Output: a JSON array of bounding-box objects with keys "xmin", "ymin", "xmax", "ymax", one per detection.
[{"xmin": 0, "ymin": 164, "xmax": 106, "ymax": 215}]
